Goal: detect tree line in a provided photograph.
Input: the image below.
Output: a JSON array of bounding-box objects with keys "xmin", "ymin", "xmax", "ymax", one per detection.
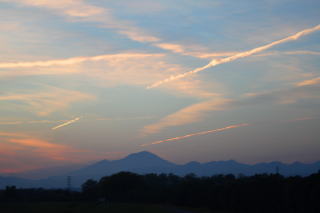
[{"xmin": 1, "ymin": 172, "xmax": 319, "ymax": 213}]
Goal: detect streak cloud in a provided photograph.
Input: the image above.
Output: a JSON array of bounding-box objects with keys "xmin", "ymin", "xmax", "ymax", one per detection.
[
  {"xmin": 141, "ymin": 123, "xmax": 249, "ymax": 146},
  {"xmin": 52, "ymin": 117, "xmax": 81, "ymax": 130},
  {"xmin": 0, "ymin": 53, "xmax": 162, "ymax": 69}
]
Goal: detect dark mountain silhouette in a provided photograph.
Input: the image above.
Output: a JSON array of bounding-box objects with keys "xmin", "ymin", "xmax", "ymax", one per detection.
[
  {"xmin": 1, "ymin": 151, "xmax": 319, "ymax": 189},
  {"xmin": 71, "ymin": 151, "xmax": 175, "ymax": 178}
]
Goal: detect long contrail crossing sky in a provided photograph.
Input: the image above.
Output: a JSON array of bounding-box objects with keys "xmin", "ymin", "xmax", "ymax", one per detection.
[
  {"xmin": 147, "ymin": 24, "xmax": 320, "ymax": 89},
  {"xmin": 141, "ymin": 123, "xmax": 249, "ymax": 146}
]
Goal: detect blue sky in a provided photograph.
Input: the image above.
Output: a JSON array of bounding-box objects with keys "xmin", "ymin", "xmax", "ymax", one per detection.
[{"xmin": 0, "ymin": 0, "xmax": 319, "ymax": 173}]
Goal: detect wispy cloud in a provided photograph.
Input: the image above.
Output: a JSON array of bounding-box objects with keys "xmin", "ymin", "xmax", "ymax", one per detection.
[
  {"xmin": 296, "ymin": 77, "xmax": 320, "ymax": 87},
  {"xmin": 0, "ymin": 53, "xmax": 164, "ymax": 69},
  {"xmin": 198, "ymin": 50, "xmax": 320, "ymax": 59},
  {"xmin": 0, "ymin": 132, "xmax": 27, "ymax": 138},
  {"xmin": 4, "ymin": 0, "xmax": 104, "ymax": 17},
  {"xmin": 0, "ymin": 86, "xmax": 94, "ymax": 116},
  {"xmin": 3, "ymin": 0, "xmax": 164, "ymax": 47},
  {"xmin": 141, "ymin": 123, "xmax": 249, "ymax": 146},
  {"xmin": 278, "ymin": 50, "xmax": 320, "ymax": 56},
  {"xmin": 154, "ymin": 43, "xmax": 187, "ymax": 54},
  {"xmin": 118, "ymin": 29, "xmax": 161, "ymax": 43},
  {"xmin": 142, "ymin": 98, "xmax": 230, "ymax": 135},
  {"xmin": 144, "ymin": 81, "xmax": 320, "ymax": 135},
  {"xmin": 287, "ymin": 116, "xmax": 319, "ymax": 122},
  {"xmin": 8, "ymin": 138, "xmax": 66, "ymax": 149},
  {"xmin": 0, "ymin": 52, "xmax": 219, "ymax": 101},
  {"xmin": 1, "ymin": 0, "xmax": 218, "ymax": 58},
  {"xmin": 147, "ymin": 24, "xmax": 320, "ymax": 88},
  {"xmin": 153, "ymin": 43, "xmax": 240, "ymax": 59},
  {"xmin": 192, "ymin": 51, "xmax": 239, "ymax": 59},
  {"xmin": 242, "ymin": 83, "xmax": 320, "ymax": 105},
  {"xmin": 96, "ymin": 116, "xmax": 155, "ymax": 121},
  {"xmin": 0, "ymin": 120, "xmax": 64, "ymax": 125},
  {"xmin": 52, "ymin": 117, "xmax": 81, "ymax": 130},
  {"xmin": 0, "ymin": 116, "xmax": 155, "ymax": 127},
  {"xmin": 0, "ymin": 132, "xmax": 74, "ymax": 161}
]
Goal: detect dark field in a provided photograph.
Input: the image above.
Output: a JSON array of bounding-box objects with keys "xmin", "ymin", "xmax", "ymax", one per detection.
[
  {"xmin": 1, "ymin": 171, "xmax": 319, "ymax": 213},
  {"xmin": 0, "ymin": 202, "xmax": 210, "ymax": 213}
]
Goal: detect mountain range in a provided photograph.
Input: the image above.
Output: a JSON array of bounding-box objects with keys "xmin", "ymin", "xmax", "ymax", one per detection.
[{"xmin": 1, "ymin": 151, "xmax": 319, "ymax": 189}]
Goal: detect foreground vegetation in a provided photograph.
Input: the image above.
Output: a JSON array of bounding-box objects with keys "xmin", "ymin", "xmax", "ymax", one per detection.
[
  {"xmin": 0, "ymin": 202, "xmax": 208, "ymax": 213},
  {"xmin": 1, "ymin": 172, "xmax": 319, "ymax": 213}
]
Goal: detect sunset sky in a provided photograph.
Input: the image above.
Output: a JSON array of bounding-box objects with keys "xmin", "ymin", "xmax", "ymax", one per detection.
[{"xmin": 0, "ymin": 0, "xmax": 320, "ymax": 173}]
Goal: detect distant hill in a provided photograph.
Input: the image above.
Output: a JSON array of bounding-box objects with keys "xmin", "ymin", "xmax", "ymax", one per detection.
[
  {"xmin": 1, "ymin": 151, "xmax": 319, "ymax": 189},
  {"xmin": 0, "ymin": 176, "xmax": 35, "ymax": 189},
  {"xmin": 6, "ymin": 164, "xmax": 86, "ymax": 180}
]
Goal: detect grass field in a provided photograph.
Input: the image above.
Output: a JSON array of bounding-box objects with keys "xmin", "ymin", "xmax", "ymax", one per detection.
[{"xmin": 0, "ymin": 202, "xmax": 211, "ymax": 213}]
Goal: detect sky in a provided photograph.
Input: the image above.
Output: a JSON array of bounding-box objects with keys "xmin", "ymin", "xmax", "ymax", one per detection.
[{"xmin": 0, "ymin": 0, "xmax": 320, "ymax": 173}]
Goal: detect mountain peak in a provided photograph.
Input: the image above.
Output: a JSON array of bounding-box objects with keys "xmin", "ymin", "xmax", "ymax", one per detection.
[
  {"xmin": 119, "ymin": 151, "xmax": 175, "ymax": 168},
  {"xmin": 126, "ymin": 151, "xmax": 160, "ymax": 159}
]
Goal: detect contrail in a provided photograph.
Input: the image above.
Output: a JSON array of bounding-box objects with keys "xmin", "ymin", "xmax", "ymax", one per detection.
[
  {"xmin": 147, "ymin": 24, "xmax": 320, "ymax": 89},
  {"xmin": 96, "ymin": 116, "xmax": 155, "ymax": 121},
  {"xmin": 140, "ymin": 123, "xmax": 249, "ymax": 146},
  {"xmin": 0, "ymin": 120, "xmax": 66, "ymax": 125},
  {"xmin": 0, "ymin": 53, "xmax": 162, "ymax": 69},
  {"xmin": 52, "ymin": 117, "xmax": 81, "ymax": 130}
]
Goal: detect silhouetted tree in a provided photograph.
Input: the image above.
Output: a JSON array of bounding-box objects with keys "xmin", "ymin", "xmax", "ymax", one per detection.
[
  {"xmin": 82, "ymin": 179, "xmax": 99, "ymax": 200},
  {"xmin": 99, "ymin": 172, "xmax": 144, "ymax": 202},
  {"xmin": 2, "ymin": 171, "xmax": 319, "ymax": 213}
]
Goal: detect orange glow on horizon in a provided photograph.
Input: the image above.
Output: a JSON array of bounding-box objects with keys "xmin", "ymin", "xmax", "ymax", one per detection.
[
  {"xmin": 0, "ymin": 131, "xmax": 128, "ymax": 173},
  {"xmin": 8, "ymin": 138, "xmax": 66, "ymax": 149}
]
